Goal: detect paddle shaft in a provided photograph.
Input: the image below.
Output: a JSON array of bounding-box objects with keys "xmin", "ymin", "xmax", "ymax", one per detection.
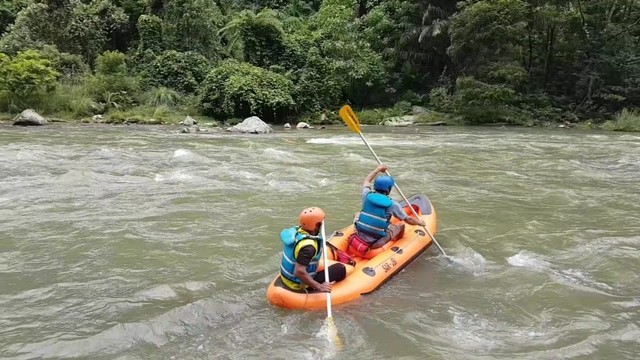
[
  {"xmin": 320, "ymin": 221, "xmax": 333, "ymax": 318},
  {"xmin": 354, "ymin": 131, "xmax": 448, "ymax": 257}
]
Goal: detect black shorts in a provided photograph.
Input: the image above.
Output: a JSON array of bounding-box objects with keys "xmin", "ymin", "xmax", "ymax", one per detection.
[{"xmin": 313, "ymin": 263, "xmax": 346, "ymax": 283}]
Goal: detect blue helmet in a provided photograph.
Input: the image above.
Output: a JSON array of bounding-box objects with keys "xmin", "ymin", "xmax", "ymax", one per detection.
[{"xmin": 373, "ymin": 175, "xmax": 394, "ymax": 193}]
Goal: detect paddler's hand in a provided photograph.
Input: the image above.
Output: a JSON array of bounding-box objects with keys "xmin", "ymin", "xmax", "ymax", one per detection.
[
  {"xmin": 405, "ymin": 216, "xmax": 425, "ymax": 227},
  {"xmin": 316, "ymin": 281, "xmax": 335, "ymax": 293},
  {"xmin": 376, "ymin": 164, "xmax": 388, "ymax": 173}
]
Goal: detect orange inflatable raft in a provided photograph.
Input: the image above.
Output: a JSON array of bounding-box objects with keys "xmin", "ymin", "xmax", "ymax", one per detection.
[{"xmin": 266, "ymin": 193, "xmax": 437, "ymax": 310}]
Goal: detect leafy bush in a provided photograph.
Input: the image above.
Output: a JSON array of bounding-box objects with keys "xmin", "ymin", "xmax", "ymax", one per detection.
[
  {"xmin": 198, "ymin": 60, "xmax": 294, "ymax": 121},
  {"xmin": 0, "ymin": 49, "xmax": 58, "ymax": 97},
  {"xmin": 137, "ymin": 14, "xmax": 164, "ymax": 53},
  {"xmin": 95, "ymin": 51, "xmax": 127, "ymax": 76},
  {"xmin": 40, "ymin": 47, "xmax": 89, "ymax": 80},
  {"xmin": 451, "ymin": 76, "xmax": 520, "ymax": 124},
  {"xmin": 88, "ymin": 51, "xmax": 139, "ymax": 109},
  {"xmin": 0, "ymin": 50, "xmax": 59, "ymax": 111},
  {"xmin": 429, "ymin": 86, "xmax": 453, "ymax": 112},
  {"xmin": 144, "ymin": 50, "xmax": 210, "ymax": 93}
]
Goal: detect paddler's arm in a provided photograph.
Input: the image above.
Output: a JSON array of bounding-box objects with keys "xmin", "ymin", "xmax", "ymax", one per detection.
[
  {"xmin": 294, "ymin": 245, "xmax": 333, "ymax": 292},
  {"xmin": 390, "ymin": 202, "xmax": 425, "ymax": 227},
  {"xmin": 404, "ymin": 216, "xmax": 426, "ymax": 227},
  {"xmin": 363, "ymin": 164, "xmax": 388, "ymax": 187}
]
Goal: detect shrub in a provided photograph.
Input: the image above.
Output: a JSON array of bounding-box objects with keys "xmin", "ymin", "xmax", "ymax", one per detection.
[
  {"xmin": 88, "ymin": 51, "xmax": 138, "ymax": 109},
  {"xmin": 0, "ymin": 49, "xmax": 58, "ymax": 97},
  {"xmin": 429, "ymin": 86, "xmax": 453, "ymax": 112},
  {"xmin": 38, "ymin": 46, "xmax": 89, "ymax": 81},
  {"xmin": 602, "ymin": 108, "xmax": 640, "ymax": 132},
  {"xmin": 144, "ymin": 50, "xmax": 210, "ymax": 94},
  {"xmin": 0, "ymin": 50, "xmax": 58, "ymax": 112},
  {"xmin": 355, "ymin": 107, "xmax": 404, "ymax": 125},
  {"xmin": 198, "ymin": 60, "xmax": 294, "ymax": 121},
  {"xmin": 451, "ymin": 76, "xmax": 520, "ymax": 124},
  {"xmin": 140, "ymin": 87, "xmax": 181, "ymax": 108},
  {"xmin": 137, "ymin": 14, "xmax": 164, "ymax": 53},
  {"xmin": 52, "ymin": 81, "xmax": 98, "ymax": 118},
  {"xmin": 95, "ymin": 51, "xmax": 127, "ymax": 76}
]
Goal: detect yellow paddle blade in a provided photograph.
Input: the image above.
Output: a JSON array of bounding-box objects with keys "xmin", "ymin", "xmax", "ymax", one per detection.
[
  {"xmin": 339, "ymin": 105, "xmax": 361, "ymax": 134},
  {"xmin": 325, "ymin": 317, "xmax": 343, "ymax": 349}
]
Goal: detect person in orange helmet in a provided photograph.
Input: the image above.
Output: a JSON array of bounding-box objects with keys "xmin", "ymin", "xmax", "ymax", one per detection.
[{"xmin": 278, "ymin": 207, "xmax": 346, "ymax": 292}]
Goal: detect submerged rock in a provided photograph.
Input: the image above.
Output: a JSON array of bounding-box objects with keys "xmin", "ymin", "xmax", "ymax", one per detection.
[
  {"xmin": 296, "ymin": 121, "xmax": 313, "ymax": 129},
  {"xmin": 181, "ymin": 125, "xmax": 200, "ymax": 133}
]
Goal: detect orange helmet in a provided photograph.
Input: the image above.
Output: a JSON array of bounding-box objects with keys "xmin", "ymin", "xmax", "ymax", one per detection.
[{"xmin": 298, "ymin": 207, "xmax": 326, "ymax": 232}]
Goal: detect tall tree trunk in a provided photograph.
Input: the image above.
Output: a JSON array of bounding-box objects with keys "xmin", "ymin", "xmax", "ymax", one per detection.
[
  {"xmin": 543, "ymin": 25, "xmax": 555, "ymax": 91},
  {"xmin": 357, "ymin": 0, "xmax": 367, "ymax": 18}
]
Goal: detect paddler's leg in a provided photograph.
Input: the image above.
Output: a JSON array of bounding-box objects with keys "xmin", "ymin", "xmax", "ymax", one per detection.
[
  {"xmin": 369, "ymin": 223, "xmax": 405, "ymax": 249},
  {"xmin": 313, "ymin": 264, "xmax": 346, "ymax": 284}
]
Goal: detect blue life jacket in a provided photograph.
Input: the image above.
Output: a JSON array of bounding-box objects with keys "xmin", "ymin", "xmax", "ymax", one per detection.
[
  {"xmin": 355, "ymin": 192, "xmax": 393, "ymax": 238},
  {"xmin": 279, "ymin": 226, "xmax": 322, "ymax": 290}
]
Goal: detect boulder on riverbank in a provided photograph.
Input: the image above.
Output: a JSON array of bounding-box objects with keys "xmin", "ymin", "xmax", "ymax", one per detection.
[
  {"xmin": 382, "ymin": 115, "xmax": 416, "ymax": 127},
  {"xmin": 13, "ymin": 109, "xmax": 48, "ymax": 126},
  {"xmin": 226, "ymin": 116, "xmax": 273, "ymax": 134},
  {"xmin": 180, "ymin": 116, "xmax": 200, "ymax": 133}
]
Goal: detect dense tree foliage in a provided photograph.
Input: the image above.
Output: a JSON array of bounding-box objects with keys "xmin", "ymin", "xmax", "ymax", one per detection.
[{"xmin": 0, "ymin": 0, "xmax": 638, "ymax": 127}]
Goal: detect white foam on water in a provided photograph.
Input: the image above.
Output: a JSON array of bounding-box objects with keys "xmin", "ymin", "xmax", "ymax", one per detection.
[
  {"xmin": 262, "ymin": 148, "xmax": 299, "ymax": 163},
  {"xmin": 611, "ymin": 298, "xmax": 640, "ymax": 309},
  {"xmin": 505, "ymin": 171, "xmax": 527, "ymax": 178},
  {"xmin": 307, "ymin": 135, "xmax": 429, "ymax": 148},
  {"xmin": 446, "ymin": 308, "xmax": 502, "ymax": 351},
  {"xmin": 173, "ymin": 149, "xmax": 193, "ymax": 158},
  {"xmin": 154, "ymin": 171, "xmax": 194, "ymax": 182},
  {"xmin": 507, "ymin": 251, "xmax": 551, "ymax": 271},
  {"xmin": 307, "ymin": 136, "xmax": 361, "ymax": 145},
  {"xmin": 446, "ymin": 247, "xmax": 488, "ymax": 276},
  {"xmin": 346, "ymin": 153, "xmax": 377, "ymax": 164},
  {"xmin": 266, "ymin": 179, "xmax": 312, "ymax": 192},
  {"xmin": 180, "ymin": 281, "xmax": 215, "ymax": 292},
  {"xmin": 314, "ymin": 320, "xmax": 342, "ymax": 359},
  {"xmin": 507, "ymin": 251, "xmax": 616, "ymax": 295},
  {"xmin": 135, "ymin": 284, "xmax": 178, "ymax": 301}
]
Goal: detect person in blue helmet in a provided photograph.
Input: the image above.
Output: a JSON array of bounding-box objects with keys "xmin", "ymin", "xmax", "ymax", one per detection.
[{"xmin": 350, "ymin": 164, "xmax": 425, "ymax": 255}]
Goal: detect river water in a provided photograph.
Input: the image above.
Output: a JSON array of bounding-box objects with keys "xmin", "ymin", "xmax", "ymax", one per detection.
[{"xmin": 1, "ymin": 123, "xmax": 639, "ymax": 359}]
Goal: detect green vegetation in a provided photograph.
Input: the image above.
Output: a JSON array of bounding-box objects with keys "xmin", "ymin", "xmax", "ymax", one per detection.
[
  {"xmin": 603, "ymin": 109, "xmax": 640, "ymax": 132},
  {"xmin": 0, "ymin": 0, "xmax": 637, "ymax": 130}
]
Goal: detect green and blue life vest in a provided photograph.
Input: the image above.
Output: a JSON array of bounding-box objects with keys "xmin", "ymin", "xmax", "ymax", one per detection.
[
  {"xmin": 355, "ymin": 192, "xmax": 393, "ymax": 237},
  {"xmin": 279, "ymin": 226, "xmax": 322, "ymax": 290}
]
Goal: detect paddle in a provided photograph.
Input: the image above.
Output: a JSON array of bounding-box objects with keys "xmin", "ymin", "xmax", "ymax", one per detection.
[
  {"xmin": 338, "ymin": 105, "xmax": 449, "ymax": 257},
  {"xmin": 320, "ymin": 220, "xmax": 341, "ymax": 347}
]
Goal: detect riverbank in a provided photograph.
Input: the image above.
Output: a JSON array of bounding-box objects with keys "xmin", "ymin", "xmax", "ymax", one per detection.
[{"xmin": 1, "ymin": 106, "xmax": 639, "ymax": 132}]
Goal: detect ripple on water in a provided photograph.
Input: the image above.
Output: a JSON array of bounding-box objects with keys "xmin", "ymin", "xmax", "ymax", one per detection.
[
  {"xmin": 507, "ymin": 251, "xmax": 617, "ymax": 296},
  {"xmin": 2, "ymin": 125, "xmax": 640, "ymax": 359}
]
